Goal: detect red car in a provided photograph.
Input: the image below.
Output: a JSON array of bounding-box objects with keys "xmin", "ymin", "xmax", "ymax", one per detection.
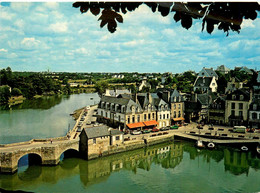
[{"xmin": 151, "ymin": 128, "xmax": 159, "ymax": 132}]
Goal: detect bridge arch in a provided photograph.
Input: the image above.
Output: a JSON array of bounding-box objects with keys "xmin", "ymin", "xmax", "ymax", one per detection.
[
  {"xmin": 59, "ymin": 148, "xmax": 80, "ymax": 161},
  {"xmin": 17, "ymin": 153, "xmax": 42, "ymax": 167}
]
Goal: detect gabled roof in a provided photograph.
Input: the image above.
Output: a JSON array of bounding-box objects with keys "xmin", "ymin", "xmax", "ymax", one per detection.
[
  {"xmin": 194, "ymin": 77, "xmax": 213, "ymax": 88},
  {"xmin": 199, "ymin": 67, "xmax": 218, "ymax": 78},
  {"xmin": 197, "ymin": 93, "xmax": 210, "ymax": 105},
  {"xmin": 83, "ymin": 125, "xmax": 110, "ymax": 139},
  {"xmin": 169, "ymin": 89, "xmax": 183, "ymax": 102},
  {"xmin": 239, "ymin": 66, "xmax": 253, "ymax": 74},
  {"xmin": 226, "ymin": 89, "xmax": 250, "ymax": 101}
]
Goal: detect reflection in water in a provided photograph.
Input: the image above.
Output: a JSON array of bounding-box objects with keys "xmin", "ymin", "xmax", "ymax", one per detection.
[{"xmin": 0, "ymin": 141, "xmax": 260, "ymax": 192}]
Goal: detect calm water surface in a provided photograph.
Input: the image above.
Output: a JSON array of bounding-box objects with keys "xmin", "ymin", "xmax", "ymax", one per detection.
[
  {"xmin": 0, "ymin": 93, "xmax": 100, "ymax": 144},
  {"xmin": 0, "ymin": 94, "xmax": 260, "ymax": 192},
  {"xmin": 0, "ymin": 142, "xmax": 260, "ymax": 192}
]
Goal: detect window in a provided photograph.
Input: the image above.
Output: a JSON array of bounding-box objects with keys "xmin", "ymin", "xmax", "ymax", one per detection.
[
  {"xmin": 174, "ymin": 111, "xmax": 176, "ymax": 118},
  {"xmin": 231, "ymin": 110, "xmax": 235, "ymax": 116},
  {"xmin": 252, "ymin": 113, "xmax": 257, "ymax": 119},
  {"xmin": 178, "ymin": 104, "xmax": 181, "ymax": 109},
  {"xmin": 106, "ymin": 112, "xmax": 108, "ymax": 118},
  {"xmin": 152, "ymin": 113, "xmax": 155, "ymax": 119},
  {"xmin": 167, "ymin": 114, "xmax": 169, "ymax": 119},
  {"xmin": 144, "ymin": 114, "xmax": 147, "ymax": 120},
  {"xmin": 253, "ymin": 104, "xmax": 257, "ymax": 111},
  {"xmin": 132, "ymin": 116, "xmax": 135, "ymax": 123},
  {"xmin": 101, "ymin": 111, "xmax": 103, "ymax": 117},
  {"xmin": 137, "ymin": 115, "xmax": 140, "ymax": 122},
  {"xmin": 159, "ymin": 114, "xmax": 162, "ymax": 120},
  {"xmin": 231, "ymin": 103, "xmax": 235, "ymax": 109},
  {"xmin": 240, "ymin": 95, "xmax": 244, "ymax": 100},
  {"xmin": 239, "ymin": 111, "xmax": 243, "ymax": 117},
  {"xmin": 148, "ymin": 113, "xmax": 151, "ymax": 120},
  {"xmin": 118, "ymin": 115, "xmax": 121, "ymax": 122},
  {"xmin": 93, "ymin": 138, "xmax": 96, "ymax": 144},
  {"xmin": 178, "ymin": 111, "xmax": 181, "ymax": 117},
  {"xmin": 163, "ymin": 114, "xmax": 165, "ymax": 119},
  {"xmin": 132, "ymin": 106, "xmax": 135, "ymax": 112},
  {"xmin": 116, "ymin": 136, "xmax": 120, "ymax": 140},
  {"xmin": 128, "ymin": 116, "xmax": 130, "ymax": 123},
  {"xmin": 232, "ymin": 95, "xmax": 236, "ymax": 100},
  {"xmin": 174, "ymin": 104, "xmax": 176, "ymax": 109},
  {"xmin": 239, "ymin": 103, "xmax": 243, "ymax": 110}
]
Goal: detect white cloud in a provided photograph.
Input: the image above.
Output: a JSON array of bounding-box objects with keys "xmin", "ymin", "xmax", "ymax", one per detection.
[
  {"xmin": 0, "ymin": 49, "xmax": 8, "ymax": 52},
  {"xmin": 74, "ymin": 47, "xmax": 90, "ymax": 55},
  {"xmin": 0, "ymin": 11, "xmax": 15, "ymax": 20},
  {"xmin": 10, "ymin": 2, "xmax": 32, "ymax": 12},
  {"xmin": 241, "ymin": 19, "xmax": 255, "ymax": 28},
  {"xmin": 49, "ymin": 22, "xmax": 68, "ymax": 33},
  {"xmin": 21, "ymin": 37, "xmax": 41, "ymax": 49},
  {"xmin": 44, "ymin": 2, "xmax": 59, "ymax": 9}
]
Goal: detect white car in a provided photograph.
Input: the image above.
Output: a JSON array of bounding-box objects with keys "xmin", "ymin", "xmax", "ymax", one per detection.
[
  {"xmin": 86, "ymin": 106, "xmax": 90, "ymax": 110},
  {"xmin": 131, "ymin": 131, "xmax": 142, "ymax": 135}
]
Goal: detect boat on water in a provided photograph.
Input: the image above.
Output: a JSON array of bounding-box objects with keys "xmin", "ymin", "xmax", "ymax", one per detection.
[
  {"xmin": 241, "ymin": 146, "xmax": 249, "ymax": 151},
  {"xmin": 207, "ymin": 142, "xmax": 215, "ymax": 149},
  {"xmin": 196, "ymin": 140, "xmax": 205, "ymax": 148}
]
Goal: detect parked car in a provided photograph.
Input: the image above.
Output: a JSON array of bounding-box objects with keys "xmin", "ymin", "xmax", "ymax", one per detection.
[
  {"xmin": 151, "ymin": 128, "xmax": 159, "ymax": 132},
  {"xmin": 160, "ymin": 127, "xmax": 167, "ymax": 131},
  {"xmin": 170, "ymin": 125, "xmax": 179, "ymax": 129},
  {"xmin": 86, "ymin": 106, "xmax": 90, "ymax": 110},
  {"xmin": 131, "ymin": 130, "xmax": 142, "ymax": 135},
  {"xmin": 142, "ymin": 129, "xmax": 151, "ymax": 134}
]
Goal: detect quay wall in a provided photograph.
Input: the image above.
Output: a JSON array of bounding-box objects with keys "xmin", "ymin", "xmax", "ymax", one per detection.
[{"xmin": 87, "ymin": 134, "xmax": 175, "ymax": 160}]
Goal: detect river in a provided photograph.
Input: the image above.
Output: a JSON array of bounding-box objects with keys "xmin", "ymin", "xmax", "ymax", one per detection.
[
  {"xmin": 0, "ymin": 93, "xmax": 100, "ymax": 144},
  {"xmin": 0, "ymin": 94, "xmax": 260, "ymax": 192}
]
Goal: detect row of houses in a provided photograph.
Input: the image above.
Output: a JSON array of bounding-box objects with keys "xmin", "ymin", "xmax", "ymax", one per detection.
[{"xmin": 96, "ymin": 89, "xmax": 185, "ymax": 131}]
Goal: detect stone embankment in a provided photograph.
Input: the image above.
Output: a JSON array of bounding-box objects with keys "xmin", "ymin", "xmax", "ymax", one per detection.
[{"xmin": 87, "ymin": 133, "xmax": 175, "ymax": 160}]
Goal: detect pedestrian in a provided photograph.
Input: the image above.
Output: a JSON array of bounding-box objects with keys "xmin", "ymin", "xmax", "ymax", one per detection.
[{"xmin": 50, "ymin": 139, "xmax": 52, "ymax": 144}]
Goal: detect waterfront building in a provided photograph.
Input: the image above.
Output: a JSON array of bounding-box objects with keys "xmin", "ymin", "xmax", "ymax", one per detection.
[
  {"xmin": 208, "ymin": 96, "xmax": 226, "ymax": 125},
  {"xmin": 97, "ymin": 95, "xmax": 142, "ymax": 129},
  {"xmin": 197, "ymin": 67, "xmax": 219, "ymax": 80},
  {"xmin": 79, "ymin": 126, "xmax": 124, "ymax": 159},
  {"xmin": 151, "ymin": 93, "xmax": 171, "ymax": 128},
  {"xmin": 197, "ymin": 93, "xmax": 215, "ymax": 123},
  {"xmin": 193, "ymin": 76, "xmax": 218, "ymax": 93},
  {"xmin": 248, "ymin": 99, "xmax": 260, "ymax": 129},
  {"xmin": 216, "ymin": 65, "xmax": 230, "ymax": 75},
  {"xmin": 158, "ymin": 89, "xmax": 185, "ymax": 125},
  {"xmin": 97, "ymin": 93, "xmax": 169, "ymax": 130},
  {"xmin": 225, "ymin": 89, "xmax": 252, "ymax": 126}
]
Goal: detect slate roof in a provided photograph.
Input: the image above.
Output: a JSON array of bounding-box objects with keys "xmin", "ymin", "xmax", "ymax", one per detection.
[
  {"xmin": 169, "ymin": 89, "xmax": 183, "ymax": 102},
  {"xmin": 198, "ymin": 67, "xmax": 218, "ymax": 78},
  {"xmin": 100, "ymin": 95, "xmax": 130, "ymax": 106},
  {"xmin": 194, "ymin": 77, "xmax": 213, "ymax": 88},
  {"xmin": 197, "ymin": 93, "xmax": 209, "ymax": 105},
  {"xmin": 226, "ymin": 89, "xmax": 250, "ymax": 101},
  {"xmin": 84, "ymin": 125, "xmax": 110, "ymax": 139},
  {"xmin": 110, "ymin": 129, "xmax": 123, "ymax": 136}
]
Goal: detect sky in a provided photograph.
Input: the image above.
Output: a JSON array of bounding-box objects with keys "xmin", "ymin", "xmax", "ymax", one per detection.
[{"xmin": 0, "ymin": 2, "xmax": 259, "ymax": 73}]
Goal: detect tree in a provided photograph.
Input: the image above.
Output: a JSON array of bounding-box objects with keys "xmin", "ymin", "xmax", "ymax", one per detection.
[
  {"xmin": 11, "ymin": 88, "xmax": 22, "ymax": 96},
  {"xmin": 73, "ymin": 2, "xmax": 260, "ymax": 35},
  {"xmin": 0, "ymin": 86, "xmax": 11, "ymax": 104},
  {"xmin": 94, "ymin": 80, "xmax": 108, "ymax": 95}
]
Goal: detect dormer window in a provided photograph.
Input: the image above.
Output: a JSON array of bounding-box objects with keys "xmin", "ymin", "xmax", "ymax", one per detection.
[
  {"xmin": 253, "ymin": 104, "xmax": 257, "ymax": 111},
  {"xmin": 240, "ymin": 95, "xmax": 244, "ymax": 100},
  {"xmin": 232, "ymin": 95, "xmax": 236, "ymax": 100}
]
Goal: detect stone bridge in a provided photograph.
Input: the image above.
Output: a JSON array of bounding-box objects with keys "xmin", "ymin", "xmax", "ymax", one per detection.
[{"xmin": 0, "ymin": 138, "xmax": 79, "ymax": 173}]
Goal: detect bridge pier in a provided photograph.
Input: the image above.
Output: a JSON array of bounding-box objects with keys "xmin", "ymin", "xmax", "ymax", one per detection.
[{"xmin": 0, "ymin": 152, "xmax": 18, "ymax": 173}]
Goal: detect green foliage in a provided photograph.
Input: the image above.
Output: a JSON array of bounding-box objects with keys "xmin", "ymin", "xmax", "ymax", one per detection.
[
  {"xmin": 11, "ymin": 88, "xmax": 22, "ymax": 96},
  {"xmin": 95, "ymin": 80, "xmax": 109, "ymax": 95},
  {"xmin": 0, "ymin": 86, "xmax": 11, "ymax": 104}
]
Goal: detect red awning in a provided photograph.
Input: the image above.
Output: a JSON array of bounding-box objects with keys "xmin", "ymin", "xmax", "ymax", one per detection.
[
  {"xmin": 173, "ymin": 117, "xmax": 185, "ymax": 121},
  {"xmin": 143, "ymin": 120, "xmax": 158, "ymax": 126},
  {"xmin": 127, "ymin": 122, "xmax": 145, "ymax": 129}
]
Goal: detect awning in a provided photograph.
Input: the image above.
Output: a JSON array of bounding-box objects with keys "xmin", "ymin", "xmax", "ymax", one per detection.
[
  {"xmin": 173, "ymin": 117, "xmax": 185, "ymax": 121},
  {"xmin": 127, "ymin": 122, "xmax": 145, "ymax": 129},
  {"xmin": 143, "ymin": 120, "xmax": 158, "ymax": 126}
]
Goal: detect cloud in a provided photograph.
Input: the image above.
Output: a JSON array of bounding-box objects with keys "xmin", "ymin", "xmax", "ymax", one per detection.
[
  {"xmin": 49, "ymin": 22, "xmax": 68, "ymax": 33},
  {"xmin": 21, "ymin": 37, "xmax": 41, "ymax": 50},
  {"xmin": 0, "ymin": 49, "xmax": 8, "ymax": 52}
]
